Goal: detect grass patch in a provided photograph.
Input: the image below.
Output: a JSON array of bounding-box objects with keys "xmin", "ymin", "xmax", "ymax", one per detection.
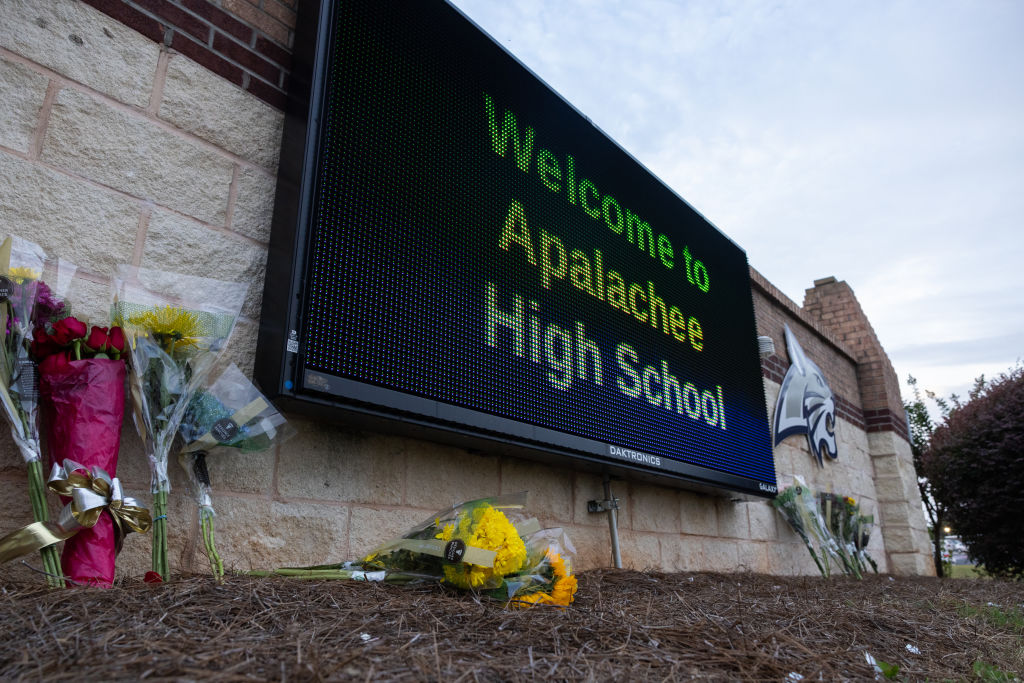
[
  {"xmin": 950, "ymin": 564, "xmax": 989, "ymax": 579},
  {"xmin": 957, "ymin": 603, "xmax": 1024, "ymax": 634},
  {"xmin": 972, "ymin": 659, "xmax": 1020, "ymax": 682}
]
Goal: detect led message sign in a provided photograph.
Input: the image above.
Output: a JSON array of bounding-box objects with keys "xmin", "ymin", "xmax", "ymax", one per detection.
[{"xmin": 256, "ymin": 0, "xmax": 777, "ymax": 496}]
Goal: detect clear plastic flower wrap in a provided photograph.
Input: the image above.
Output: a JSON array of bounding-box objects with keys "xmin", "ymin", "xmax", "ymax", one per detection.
[
  {"xmin": 0, "ymin": 235, "xmax": 73, "ymax": 586},
  {"xmin": 497, "ymin": 526, "xmax": 578, "ymax": 608},
  {"xmin": 112, "ymin": 265, "xmax": 247, "ymax": 580},
  {"xmin": 773, "ymin": 476, "xmax": 878, "ymax": 578},
  {"xmin": 853, "ymin": 512, "xmax": 878, "ymax": 574},
  {"xmin": 179, "ymin": 363, "xmax": 292, "ymax": 456},
  {"xmin": 772, "ymin": 476, "xmax": 836, "ymax": 577},
  {"xmin": 176, "ymin": 363, "xmax": 293, "ymax": 579},
  {"xmin": 252, "ymin": 493, "xmax": 578, "ymax": 608},
  {"xmin": 0, "ymin": 236, "xmax": 74, "ymax": 466},
  {"xmin": 820, "ymin": 491, "xmax": 877, "ymax": 577}
]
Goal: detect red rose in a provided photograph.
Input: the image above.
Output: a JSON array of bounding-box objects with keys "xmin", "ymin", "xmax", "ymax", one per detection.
[
  {"xmin": 30, "ymin": 327, "xmax": 61, "ymax": 359},
  {"xmin": 108, "ymin": 326, "xmax": 126, "ymax": 354},
  {"xmin": 51, "ymin": 317, "xmax": 87, "ymax": 345},
  {"xmin": 86, "ymin": 325, "xmax": 110, "ymax": 353}
]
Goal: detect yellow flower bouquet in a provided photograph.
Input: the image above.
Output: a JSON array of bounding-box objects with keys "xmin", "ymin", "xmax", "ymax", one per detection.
[
  {"xmin": 253, "ymin": 493, "xmax": 578, "ymax": 608},
  {"xmin": 497, "ymin": 527, "xmax": 578, "ymax": 609},
  {"xmin": 112, "ymin": 266, "xmax": 247, "ymax": 581}
]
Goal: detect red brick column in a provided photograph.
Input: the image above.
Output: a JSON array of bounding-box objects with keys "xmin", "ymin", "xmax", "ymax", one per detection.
[
  {"xmin": 802, "ymin": 277, "xmax": 933, "ymax": 574},
  {"xmin": 81, "ymin": 0, "xmax": 294, "ymax": 109},
  {"xmin": 802, "ymin": 277, "xmax": 909, "ymax": 440}
]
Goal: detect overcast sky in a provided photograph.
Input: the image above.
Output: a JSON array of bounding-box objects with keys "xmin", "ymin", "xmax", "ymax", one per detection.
[{"xmin": 450, "ymin": 0, "xmax": 1024, "ymax": 412}]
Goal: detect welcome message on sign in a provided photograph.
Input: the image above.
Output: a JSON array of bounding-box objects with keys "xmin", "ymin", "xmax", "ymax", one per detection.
[
  {"xmin": 482, "ymin": 92, "xmax": 726, "ymax": 432},
  {"xmin": 267, "ymin": 0, "xmax": 776, "ymax": 495}
]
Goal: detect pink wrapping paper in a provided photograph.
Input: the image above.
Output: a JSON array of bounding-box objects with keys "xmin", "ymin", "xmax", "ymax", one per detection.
[{"xmin": 40, "ymin": 358, "xmax": 126, "ymax": 587}]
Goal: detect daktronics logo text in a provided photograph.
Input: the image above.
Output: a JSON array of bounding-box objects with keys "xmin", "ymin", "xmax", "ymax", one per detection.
[{"xmin": 609, "ymin": 445, "xmax": 661, "ymax": 467}]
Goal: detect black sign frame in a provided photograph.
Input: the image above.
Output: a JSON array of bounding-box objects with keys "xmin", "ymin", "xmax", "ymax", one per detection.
[{"xmin": 256, "ymin": 0, "xmax": 777, "ymax": 498}]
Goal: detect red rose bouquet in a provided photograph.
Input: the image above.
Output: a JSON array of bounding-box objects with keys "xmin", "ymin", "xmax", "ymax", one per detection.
[{"xmin": 33, "ymin": 315, "xmax": 130, "ymax": 587}]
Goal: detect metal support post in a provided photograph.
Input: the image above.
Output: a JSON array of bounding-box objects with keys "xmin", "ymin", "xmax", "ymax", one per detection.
[{"xmin": 587, "ymin": 473, "xmax": 622, "ymax": 569}]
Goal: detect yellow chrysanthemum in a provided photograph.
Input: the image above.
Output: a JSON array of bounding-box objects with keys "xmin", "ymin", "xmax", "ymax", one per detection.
[
  {"xmin": 511, "ymin": 551, "xmax": 577, "ymax": 608},
  {"xmin": 128, "ymin": 305, "xmax": 202, "ymax": 353},
  {"xmin": 6, "ymin": 266, "xmax": 40, "ymax": 283},
  {"xmin": 549, "ymin": 551, "xmax": 569, "ymax": 579},
  {"xmin": 437, "ymin": 505, "xmax": 527, "ymax": 589}
]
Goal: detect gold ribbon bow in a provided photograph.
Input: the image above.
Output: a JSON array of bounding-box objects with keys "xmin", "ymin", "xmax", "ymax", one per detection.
[{"xmin": 0, "ymin": 460, "xmax": 152, "ymax": 565}]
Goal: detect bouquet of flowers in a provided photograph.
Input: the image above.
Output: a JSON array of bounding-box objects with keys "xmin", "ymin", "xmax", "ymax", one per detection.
[
  {"xmin": 34, "ymin": 312, "xmax": 132, "ymax": 586},
  {"xmin": 773, "ymin": 477, "xmax": 878, "ymax": 579},
  {"xmin": 498, "ymin": 526, "xmax": 578, "ymax": 609},
  {"xmin": 818, "ymin": 492, "xmax": 862, "ymax": 578},
  {"xmin": 854, "ymin": 512, "xmax": 878, "ymax": 574},
  {"xmin": 772, "ymin": 477, "xmax": 833, "ymax": 577},
  {"xmin": 112, "ymin": 266, "xmax": 246, "ymax": 580},
  {"xmin": 820, "ymin": 492, "xmax": 877, "ymax": 577},
  {"xmin": 0, "ymin": 235, "xmax": 71, "ymax": 586},
  {"xmin": 176, "ymin": 363, "xmax": 292, "ymax": 580},
  {"xmin": 252, "ymin": 493, "xmax": 578, "ymax": 608}
]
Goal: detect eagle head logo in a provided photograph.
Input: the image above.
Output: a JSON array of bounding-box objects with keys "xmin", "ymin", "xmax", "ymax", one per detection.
[{"xmin": 773, "ymin": 324, "xmax": 838, "ymax": 467}]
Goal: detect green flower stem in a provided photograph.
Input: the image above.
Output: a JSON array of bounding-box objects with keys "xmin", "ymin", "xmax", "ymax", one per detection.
[
  {"xmin": 201, "ymin": 511, "xmax": 223, "ymax": 582},
  {"xmin": 26, "ymin": 459, "xmax": 46, "ymax": 521},
  {"xmin": 240, "ymin": 568, "xmax": 423, "ymax": 585},
  {"xmin": 152, "ymin": 489, "xmax": 169, "ymax": 580},
  {"xmin": 245, "ymin": 568, "xmax": 362, "ymax": 579},
  {"xmin": 27, "ymin": 460, "xmax": 64, "ymax": 587},
  {"xmin": 41, "ymin": 544, "xmax": 62, "ymax": 587}
]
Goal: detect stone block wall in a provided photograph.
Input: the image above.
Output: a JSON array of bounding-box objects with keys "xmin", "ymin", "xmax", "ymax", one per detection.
[
  {"xmin": 0, "ymin": 0, "xmax": 282, "ymax": 580},
  {"xmin": 0, "ymin": 0, "xmax": 933, "ymax": 581}
]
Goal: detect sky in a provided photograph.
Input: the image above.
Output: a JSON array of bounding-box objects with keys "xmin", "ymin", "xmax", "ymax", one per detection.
[{"xmin": 450, "ymin": 0, "xmax": 1024, "ymax": 413}]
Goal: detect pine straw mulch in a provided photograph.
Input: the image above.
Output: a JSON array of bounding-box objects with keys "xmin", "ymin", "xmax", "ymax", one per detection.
[{"xmin": 1, "ymin": 569, "xmax": 1022, "ymax": 681}]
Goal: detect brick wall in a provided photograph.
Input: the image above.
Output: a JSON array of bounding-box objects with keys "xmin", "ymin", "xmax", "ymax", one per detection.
[
  {"xmin": 751, "ymin": 267, "xmax": 868, "ymax": 431},
  {"xmin": 802, "ymin": 277, "xmax": 910, "ymax": 441},
  {"xmin": 753, "ymin": 268, "xmax": 910, "ymax": 442},
  {"xmin": 80, "ymin": 0, "xmax": 295, "ymax": 109},
  {"xmin": 750, "ymin": 267, "xmax": 932, "ymax": 573}
]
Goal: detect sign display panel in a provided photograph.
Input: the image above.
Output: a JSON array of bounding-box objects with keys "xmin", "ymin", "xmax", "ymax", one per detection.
[{"xmin": 257, "ymin": 0, "xmax": 777, "ymax": 496}]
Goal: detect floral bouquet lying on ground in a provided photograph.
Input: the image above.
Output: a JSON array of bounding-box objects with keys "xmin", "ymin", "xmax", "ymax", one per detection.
[{"xmin": 252, "ymin": 493, "xmax": 578, "ymax": 608}]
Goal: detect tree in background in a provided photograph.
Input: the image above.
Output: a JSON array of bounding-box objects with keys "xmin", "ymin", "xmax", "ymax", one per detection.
[
  {"xmin": 904, "ymin": 375, "xmax": 946, "ymax": 577},
  {"xmin": 922, "ymin": 365, "xmax": 1024, "ymax": 580}
]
